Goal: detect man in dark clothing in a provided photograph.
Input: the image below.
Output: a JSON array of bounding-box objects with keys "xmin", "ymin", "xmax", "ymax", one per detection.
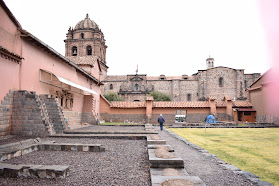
[{"xmin": 158, "ymin": 114, "xmax": 165, "ymax": 131}]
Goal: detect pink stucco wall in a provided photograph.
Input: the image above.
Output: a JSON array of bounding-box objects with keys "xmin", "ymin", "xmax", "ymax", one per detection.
[
  {"xmin": 0, "ymin": 58, "xmax": 20, "ymax": 101},
  {"xmin": 18, "ymin": 40, "xmax": 100, "ymax": 114},
  {"xmin": 0, "ymin": 5, "xmax": 22, "ymax": 55}
]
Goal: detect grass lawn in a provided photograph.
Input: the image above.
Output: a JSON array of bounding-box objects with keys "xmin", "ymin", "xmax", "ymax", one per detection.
[{"xmin": 169, "ymin": 128, "xmax": 279, "ymax": 185}]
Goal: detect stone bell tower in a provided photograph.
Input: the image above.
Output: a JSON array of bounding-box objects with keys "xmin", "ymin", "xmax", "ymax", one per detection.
[
  {"xmin": 206, "ymin": 57, "xmax": 214, "ymax": 69},
  {"xmin": 64, "ymin": 14, "xmax": 108, "ymax": 80}
]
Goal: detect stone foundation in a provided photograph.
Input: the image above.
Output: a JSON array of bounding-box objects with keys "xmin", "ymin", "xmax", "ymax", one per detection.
[
  {"xmin": 100, "ymin": 113, "xmax": 146, "ymax": 123},
  {"xmin": 63, "ymin": 111, "xmax": 97, "ymax": 128}
]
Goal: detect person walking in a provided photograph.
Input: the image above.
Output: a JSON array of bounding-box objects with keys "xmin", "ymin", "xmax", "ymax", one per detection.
[{"xmin": 158, "ymin": 114, "xmax": 165, "ymax": 131}]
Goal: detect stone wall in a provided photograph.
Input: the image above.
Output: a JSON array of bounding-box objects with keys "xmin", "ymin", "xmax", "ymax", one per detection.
[
  {"xmin": 103, "ymin": 67, "xmax": 260, "ymax": 102},
  {"xmin": 63, "ymin": 111, "xmax": 97, "ymax": 128},
  {"xmin": 101, "ymin": 113, "xmax": 146, "ymax": 123},
  {"xmin": 11, "ymin": 91, "xmax": 48, "ymax": 137},
  {"xmin": 0, "ymin": 90, "xmax": 14, "ymax": 136}
]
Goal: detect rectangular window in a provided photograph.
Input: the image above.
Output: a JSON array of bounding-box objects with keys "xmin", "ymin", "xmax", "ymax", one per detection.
[
  {"xmin": 187, "ymin": 94, "xmax": 192, "ymax": 101},
  {"xmin": 244, "ymin": 111, "xmax": 251, "ymax": 115}
]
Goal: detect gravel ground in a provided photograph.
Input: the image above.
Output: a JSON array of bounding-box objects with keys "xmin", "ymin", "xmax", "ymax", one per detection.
[
  {"xmin": 0, "ymin": 136, "xmax": 32, "ymax": 145},
  {"xmin": 1, "ymin": 138, "xmax": 151, "ymax": 186},
  {"xmin": 158, "ymin": 128, "xmax": 256, "ymax": 186},
  {"xmin": 73, "ymin": 125, "xmax": 145, "ymax": 132}
]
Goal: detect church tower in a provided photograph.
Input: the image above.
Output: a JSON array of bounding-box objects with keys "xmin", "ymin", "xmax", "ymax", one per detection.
[
  {"xmin": 64, "ymin": 14, "xmax": 108, "ymax": 80},
  {"xmin": 206, "ymin": 57, "xmax": 214, "ymax": 69}
]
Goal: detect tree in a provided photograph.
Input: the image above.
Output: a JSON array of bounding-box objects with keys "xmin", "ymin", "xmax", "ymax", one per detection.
[
  {"xmin": 104, "ymin": 92, "xmax": 124, "ymax": 102},
  {"xmin": 149, "ymin": 91, "xmax": 172, "ymax": 101}
]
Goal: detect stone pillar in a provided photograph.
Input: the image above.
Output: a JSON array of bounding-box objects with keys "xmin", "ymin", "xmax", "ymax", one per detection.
[{"xmin": 146, "ymin": 96, "xmax": 154, "ymax": 123}]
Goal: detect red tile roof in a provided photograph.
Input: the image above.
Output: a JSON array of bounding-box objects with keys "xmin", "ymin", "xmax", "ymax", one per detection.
[
  {"xmin": 153, "ymin": 101, "xmax": 210, "ymax": 108},
  {"xmin": 232, "ymin": 101, "xmax": 253, "ymax": 107},
  {"xmin": 110, "ymin": 101, "xmax": 146, "ymax": 108},
  {"xmin": 67, "ymin": 56, "xmax": 98, "ymax": 66},
  {"xmin": 216, "ymin": 101, "xmax": 227, "ymax": 107}
]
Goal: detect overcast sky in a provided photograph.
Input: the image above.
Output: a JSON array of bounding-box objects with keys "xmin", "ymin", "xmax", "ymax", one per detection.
[{"xmin": 5, "ymin": 0, "xmax": 270, "ymax": 76}]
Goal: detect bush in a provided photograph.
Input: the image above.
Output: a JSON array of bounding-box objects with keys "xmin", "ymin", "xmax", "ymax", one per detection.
[
  {"xmin": 104, "ymin": 92, "xmax": 124, "ymax": 102},
  {"xmin": 149, "ymin": 91, "xmax": 172, "ymax": 101}
]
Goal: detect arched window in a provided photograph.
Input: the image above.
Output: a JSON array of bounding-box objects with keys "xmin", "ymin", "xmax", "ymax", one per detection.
[
  {"xmin": 81, "ymin": 33, "xmax": 84, "ymax": 39},
  {"xmin": 87, "ymin": 46, "xmax": 92, "ymax": 55},
  {"xmin": 135, "ymin": 84, "xmax": 139, "ymax": 91},
  {"xmin": 109, "ymin": 84, "xmax": 113, "ymax": 90},
  {"xmin": 72, "ymin": 46, "xmax": 77, "ymax": 56},
  {"xmin": 219, "ymin": 77, "xmax": 224, "ymax": 87}
]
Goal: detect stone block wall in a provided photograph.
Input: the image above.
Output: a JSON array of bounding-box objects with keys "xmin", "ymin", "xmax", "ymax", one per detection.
[
  {"xmin": 63, "ymin": 111, "xmax": 97, "ymax": 128},
  {"xmin": 101, "ymin": 113, "xmax": 146, "ymax": 123},
  {"xmin": 0, "ymin": 90, "xmax": 14, "ymax": 136},
  {"xmin": 11, "ymin": 91, "xmax": 48, "ymax": 137}
]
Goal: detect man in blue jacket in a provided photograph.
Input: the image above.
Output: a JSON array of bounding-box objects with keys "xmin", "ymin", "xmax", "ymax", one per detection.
[{"xmin": 158, "ymin": 114, "xmax": 165, "ymax": 131}]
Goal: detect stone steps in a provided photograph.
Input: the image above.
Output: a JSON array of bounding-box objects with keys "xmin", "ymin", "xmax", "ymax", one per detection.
[{"xmin": 145, "ymin": 124, "xmax": 206, "ymax": 186}]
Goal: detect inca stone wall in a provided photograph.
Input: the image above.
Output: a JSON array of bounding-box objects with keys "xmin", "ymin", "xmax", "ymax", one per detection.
[{"xmin": 0, "ymin": 90, "xmax": 14, "ymax": 136}]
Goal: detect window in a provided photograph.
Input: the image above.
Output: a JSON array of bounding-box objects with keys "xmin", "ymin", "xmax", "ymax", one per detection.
[
  {"xmin": 72, "ymin": 46, "xmax": 77, "ymax": 56},
  {"xmin": 81, "ymin": 33, "xmax": 84, "ymax": 39},
  {"xmin": 244, "ymin": 80, "xmax": 247, "ymax": 89},
  {"xmin": 87, "ymin": 45, "xmax": 92, "ymax": 55},
  {"xmin": 109, "ymin": 84, "xmax": 113, "ymax": 90},
  {"xmin": 219, "ymin": 77, "xmax": 224, "ymax": 87},
  {"xmin": 135, "ymin": 84, "xmax": 139, "ymax": 91},
  {"xmin": 187, "ymin": 94, "xmax": 192, "ymax": 101},
  {"xmin": 244, "ymin": 111, "xmax": 251, "ymax": 115}
]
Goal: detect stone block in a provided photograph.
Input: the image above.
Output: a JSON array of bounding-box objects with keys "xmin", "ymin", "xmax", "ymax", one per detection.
[
  {"xmin": 71, "ymin": 145, "xmax": 77, "ymax": 151},
  {"xmin": 3, "ymin": 164, "xmax": 23, "ymax": 178},
  {"xmin": 51, "ymin": 144, "xmax": 61, "ymax": 151},
  {"xmin": 54, "ymin": 165, "xmax": 70, "ymax": 178},
  {"xmin": 29, "ymin": 165, "xmax": 44, "ymax": 178},
  {"xmin": 82, "ymin": 145, "xmax": 89, "ymax": 152}
]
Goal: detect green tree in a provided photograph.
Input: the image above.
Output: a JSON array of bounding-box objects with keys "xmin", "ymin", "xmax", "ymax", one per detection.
[
  {"xmin": 149, "ymin": 91, "xmax": 172, "ymax": 101},
  {"xmin": 104, "ymin": 92, "xmax": 124, "ymax": 102}
]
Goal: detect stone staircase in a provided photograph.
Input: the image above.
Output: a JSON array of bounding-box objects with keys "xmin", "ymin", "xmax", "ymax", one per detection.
[
  {"xmin": 0, "ymin": 90, "xmax": 67, "ymax": 137},
  {"xmin": 40, "ymin": 95, "xmax": 66, "ymax": 134}
]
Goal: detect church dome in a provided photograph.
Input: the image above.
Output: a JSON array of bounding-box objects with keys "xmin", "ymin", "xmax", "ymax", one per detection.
[{"xmin": 74, "ymin": 14, "xmax": 99, "ymax": 30}]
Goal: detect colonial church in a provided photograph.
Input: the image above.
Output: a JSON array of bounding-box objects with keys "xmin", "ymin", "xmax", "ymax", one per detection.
[
  {"xmin": 102, "ymin": 57, "xmax": 260, "ymax": 102},
  {"xmin": 67, "ymin": 15, "xmax": 261, "ymax": 103}
]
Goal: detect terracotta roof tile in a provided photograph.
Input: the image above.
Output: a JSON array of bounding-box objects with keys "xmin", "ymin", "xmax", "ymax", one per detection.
[
  {"xmin": 208, "ymin": 95, "xmax": 217, "ymax": 100},
  {"xmin": 224, "ymin": 96, "xmax": 234, "ymax": 101},
  {"xmin": 67, "ymin": 56, "xmax": 98, "ymax": 66},
  {"xmin": 153, "ymin": 101, "xmax": 209, "ymax": 108},
  {"xmin": 110, "ymin": 101, "xmax": 146, "ymax": 108},
  {"xmin": 232, "ymin": 101, "xmax": 253, "ymax": 107},
  {"xmin": 216, "ymin": 101, "xmax": 227, "ymax": 107}
]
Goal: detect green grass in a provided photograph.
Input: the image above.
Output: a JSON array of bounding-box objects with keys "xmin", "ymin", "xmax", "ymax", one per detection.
[{"xmin": 169, "ymin": 128, "xmax": 279, "ymax": 185}]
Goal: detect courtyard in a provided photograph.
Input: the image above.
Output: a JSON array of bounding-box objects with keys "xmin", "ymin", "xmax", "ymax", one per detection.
[{"xmin": 0, "ymin": 124, "xmax": 274, "ymax": 186}]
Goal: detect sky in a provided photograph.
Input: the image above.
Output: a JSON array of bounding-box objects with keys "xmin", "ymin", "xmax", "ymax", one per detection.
[{"xmin": 4, "ymin": 0, "xmax": 271, "ymax": 76}]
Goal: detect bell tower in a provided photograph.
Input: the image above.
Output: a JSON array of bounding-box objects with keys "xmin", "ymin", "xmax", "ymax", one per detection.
[
  {"xmin": 64, "ymin": 14, "xmax": 108, "ymax": 80},
  {"xmin": 206, "ymin": 57, "xmax": 214, "ymax": 69}
]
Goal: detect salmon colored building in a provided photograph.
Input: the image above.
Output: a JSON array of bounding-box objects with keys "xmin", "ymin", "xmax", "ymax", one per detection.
[
  {"xmin": 248, "ymin": 69, "xmax": 279, "ymax": 124},
  {"xmin": 0, "ymin": 0, "xmax": 104, "ymax": 135},
  {"xmin": 100, "ymin": 95, "xmax": 255, "ymax": 124}
]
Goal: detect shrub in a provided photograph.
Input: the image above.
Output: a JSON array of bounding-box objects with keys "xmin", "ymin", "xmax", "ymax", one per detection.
[
  {"xmin": 104, "ymin": 92, "xmax": 124, "ymax": 102},
  {"xmin": 149, "ymin": 91, "xmax": 172, "ymax": 101}
]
